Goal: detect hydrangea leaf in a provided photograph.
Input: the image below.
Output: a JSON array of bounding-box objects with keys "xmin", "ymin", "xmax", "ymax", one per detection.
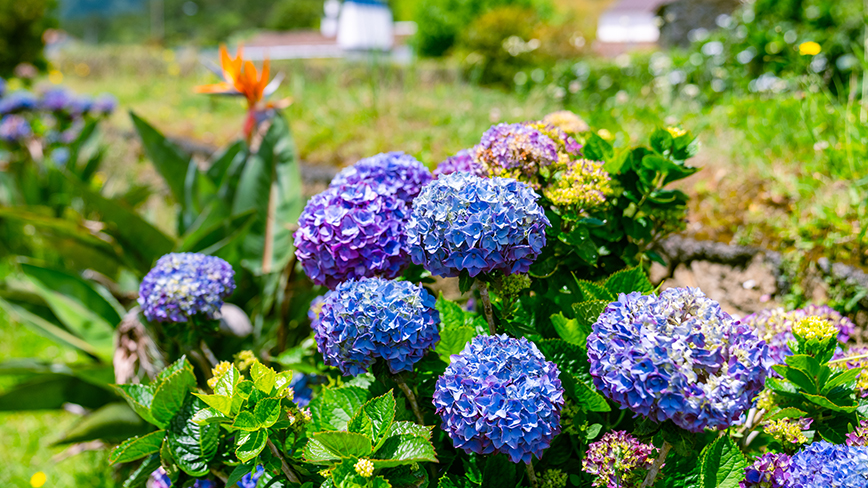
[
  {"xmin": 435, "ymin": 294, "xmax": 467, "ymax": 330},
  {"xmin": 191, "ymin": 406, "xmax": 230, "ymax": 425},
  {"xmin": 192, "ymin": 393, "xmax": 232, "ymax": 417},
  {"xmin": 386, "ymin": 421, "xmax": 432, "ymax": 439},
  {"xmin": 550, "ymin": 313, "xmax": 591, "ymax": 346},
  {"xmin": 773, "ymin": 365, "xmax": 817, "ymax": 394},
  {"xmin": 151, "ymin": 369, "xmax": 197, "ymax": 426},
  {"xmin": 481, "ymin": 454, "xmax": 516, "ymax": 488},
  {"xmin": 603, "ymin": 266, "xmax": 654, "ymax": 295},
  {"xmin": 356, "ymin": 391, "xmax": 396, "ymax": 445},
  {"xmin": 251, "ymin": 361, "xmax": 277, "ymax": 394},
  {"xmin": 166, "ymin": 396, "xmax": 220, "ymax": 476},
  {"xmin": 574, "ymin": 280, "xmax": 614, "ymax": 302},
  {"xmin": 563, "ymin": 374, "xmax": 610, "ymax": 413},
  {"xmin": 372, "ymin": 434, "xmax": 437, "ymax": 467},
  {"xmin": 535, "ymin": 339, "xmax": 591, "ymax": 384},
  {"xmin": 650, "ymin": 128, "xmax": 674, "ymax": 153},
  {"xmin": 121, "ymin": 453, "xmax": 162, "ymax": 488},
  {"xmin": 156, "ymin": 356, "xmax": 195, "ymax": 383},
  {"xmin": 699, "ymin": 437, "xmax": 746, "ymax": 488},
  {"xmin": 225, "ymin": 461, "xmax": 256, "ymax": 488},
  {"xmin": 764, "ymin": 407, "xmax": 808, "ymax": 422},
  {"xmin": 254, "ymin": 397, "xmax": 281, "ymax": 428},
  {"xmin": 572, "ymin": 300, "xmax": 609, "ymax": 331},
  {"xmin": 232, "ymin": 411, "xmax": 262, "ymax": 432},
  {"xmin": 309, "ymin": 386, "xmax": 372, "ymax": 432},
  {"xmin": 656, "ymin": 453, "xmax": 702, "ymax": 488},
  {"xmin": 348, "ymin": 410, "xmax": 374, "ymax": 440},
  {"xmin": 213, "ymin": 364, "xmax": 241, "ymax": 397},
  {"xmin": 802, "ymin": 392, "xmax": 858, "ymax": 413},
  {"xmin": 822, "ymin": 367, "xmax": 861, "ymax": 394},
  {"xmin": 110, "ymin": 430, "xmax": 165, "ymax": 464},
  {"xmin": 235, "ymin": 428, "xmax": 268, "ymax": 463},
  {"xmin": 437, "ymin": 326, "xmax": 477, "ymax": 363},
  {"xmin": 114, "ymin": 383, "xmax": 161, "ymax": 428},
  {"xmin": 160, "ymin": 437, "xmax": 180, "ymax": 482},
  {"xmin": 304, "ymin": 432, "xmax": 373, "ymax": 463}
]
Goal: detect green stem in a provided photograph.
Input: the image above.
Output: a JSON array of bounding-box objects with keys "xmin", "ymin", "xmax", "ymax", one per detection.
[
  {"xmin": 479, "ymin": 284, "xmax": 496, "ymax": 335},
  {"xmin": 393, "ymin": 373, "xmax": 425, "ymax": 425},
  {"xmin": 525, "ymin": 462, "xmax": 539, "ymax": 488},
  {"xmin": 828, "ymin": 353, "xmax": 868, "ymax": 365},
  {"xmin": 267, "ymin": 438, "xmax": 301, "ymax": 484}
]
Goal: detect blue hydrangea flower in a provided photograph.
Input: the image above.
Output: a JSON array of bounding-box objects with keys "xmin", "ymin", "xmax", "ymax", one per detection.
[
  {"xmin": 294, "ymin": 184, "xmax": 411, "ymax": 289},
  {"xmin": 40, "ymin": 88, "xmax": 80, "ymax": 114},
  {"xmin": 150, "ymin": 468, "xmax": 215, "ymax": 488},
  {"xmin": 138, "ymin": 253, "xmax": 236, "ymax": 323},
  {"xmin": 0, "ymin": 115, "xmax": 32, "ymax": 143},
  {"xmin": 588, "ymin": 288, "xmax": 773, "ymax": 432},
  {"xmin": 0, "ymin": 77, "xmax": 5, "ymax": 98},
  {"xmin": 289, "ymin": 372, "xmax": 321, "ymax": 407},
  {"xmin": 0, "ymin": 91, "xmax": 37, "ymax": 114},
  {"xmin": 314, "ymin": 277, "xmax": 440, "ymax": 376},
  {"xmin": 433, "ymin": 334, "xmax": 564, "ymax": 464},
  {"xmin": 789, "ymin": 441, "xmax": 868, "ymax": 487},
  {"xmin": 740, "ymin": 452, "xmax": 791, "ymax": 488},
  {"xmin": 329, "ymin": 151, "xmax": 432, "ymax": 204},
  {"xmin": 92, "ymin": 94, "xmax": 117, "ymax": 115},
  {"xmin": 237, "ymin": 465, "xmax": 265, "ymax": 488},
  {"xmin": 406, "ymin": 172, "xmax": 550, "ymax": 278},
  {"xmin": 433, "ymin": 149, "xmax": 486, "ymax": 178}
]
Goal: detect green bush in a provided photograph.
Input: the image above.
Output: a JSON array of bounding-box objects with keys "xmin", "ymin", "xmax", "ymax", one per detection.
[
  {"xmin": 266, "ymin": 0, "xmax": 323, "ymax": 31},
  {"xmin": 0, "ymin": 0, "xmax": 57, "ymax": 76}
]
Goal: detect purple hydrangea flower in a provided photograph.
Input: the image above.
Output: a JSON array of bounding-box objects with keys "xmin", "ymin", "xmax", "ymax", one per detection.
[
  {"xmin": 582, "ymin": 431, "xmax": 656, "ymax": 488},
  {"xmin": 433, "ymin": 149, "xmax": 486, "ymax": 178},
  {"xmin": 329, "ymin": 151, "xmax": 432, "ymax": 204},
  {"xmin": 92, "ymin": 94, "xmax": 117, "ymax": 115},
  {"xmin": 406, "ymin": 172, "xmax": 550, "ymax": 278},
  {"xmin": 846, "ymin": 420, "xmax": 868, "ymax": 447},
  {"xmin": 0, "ymin": 115, "xmax": 32, "ymax": 143},
  {"xmin": 40, "ymin": 88, "xmax": 79, "ymax": 114},
  {"xmin": 474, "ymin": 123, "xmax": 559, "ymax": 189},
  {"xmin": 588, "ymin": 288, "xmax": 773, "ymax": 432},
  {"xmin": 743, "ymin": 305, "xmax": 855, "ymax": 364},
  {"xmin": 789, "ymin": 440, "xmax": 868, "ymax": 487},
  {"xmin": 138, "ymin": 253, "xmax": 236, "ymax": 323},
  {"xmin": 294, "ymin": 184, "xmax": 411, "ymax": 289},
  {"xmin": 0, "ymin": 91, "xmax": 37, "ymax": 114},
  {"xmin": 150, "ymin": 468, "xmax": 214, "ymax": 488},
  {"xmin": 433, "ymin": 334, "xmax": 564, "ymax": 464},
  {"xmin": 314, "ymin": 277, "xmax": 440, "ymax": 376},
  {"xmin": 0, "ymin": 77, "xmax": 5, "ymax": 98},
  {"xmin": 740, "ymin": 452, "xmax": 791, "ymax": 488},
  {"xmin": 237, "ymin": 465, "xmax": 265, "ymax": 488}
]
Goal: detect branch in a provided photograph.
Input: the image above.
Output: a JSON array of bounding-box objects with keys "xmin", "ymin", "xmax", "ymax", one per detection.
[
  {"xmin": 478, "ymin": 284, "xmax": 496, "ymax": 335},
  {"xmin": 267, "ymin": 438, "xmax": 301, "ymax": 484},
  {"xmin": 640, "ymin": 441, "xmax": 672, "ymax": 488},
  {"xmin": 393, "ymin": 373, "xmax": 426, "ymax": 425}
]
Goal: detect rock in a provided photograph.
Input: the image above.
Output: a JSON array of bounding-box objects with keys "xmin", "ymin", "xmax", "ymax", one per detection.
[{"xmin": 218, "ymin": 303, "xmax": 253, "ymax": 337}]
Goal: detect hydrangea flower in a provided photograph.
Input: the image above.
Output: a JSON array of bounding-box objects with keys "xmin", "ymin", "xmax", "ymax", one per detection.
[
  {"xmin": 740, "ymin": 452, "xmax": 791, "ymax": 488},
  {"xmin": 0, "ymin": 115, "xmax": 32, "ymax": 143},
  {"xmin": 743, "ymin": 305, "xmax": 855, "ymax": 364},
  {"xmin": 314, "ymin": 277, "xmax": 439, "ymax": 376},
  {"xmin": 138, "ymin": 252, "xmax": 236, "ymax": 323},
  {"xmin": 150, "ymin": 468, "xmax": 214, "ymax": 488},
  {"xmin": 237, "ymin": 465, "xmax": 265, "ymax": 488},
  {"xmin": 541, "ymin": 158, "xmax": 612, "ymax": 209},
  {"xmin": 846, "ymin": 420, "xmax": 868, "ymax": 447},
  {"xmin": 289, "ymin": 372, "xmax": 321, "ymax": 407},
  {"xmin": 40, "ymin": 89, "xmax": 81, "ymax": 114},
  {"xmin": 588, "ymin": 288, "xmax": 773, "ymax": 432},
  {"xmin": 836, "ymin": 345, "xmax": 868, "ymax": 397},
  {"xmin": 763, "ymin": 417, "xmax": 811, "ymax": 446},
  {"xmin": 474, "ymin": 123, "xmax": 559, "ymax": 189},
  {"xmin": 788, "ymin": 440, "xmax": 868, "ymax": 487},
  {"xmin": 0, "ymin": 91, "xmax": 37, "ymax": 114},
  {"xmin": 0, "ymin": 77, "xmax": 5, "ymax": 98},
  {"xmin": 433, "ymin": 149, "xmax": 485, "ymax": 177},
  {"xmin": 582, "ymin": 431, "xmax": 656, "ymax": 488},
  {"xmin": 406, "ymin": 172, "xmax": 549, "ymax": 278},
  {"xmin": 293, "ymin": 184, "xmax": 411, "ymax": 289},
  {"xmin": 539, "ymin": 469, "xmax": 568, "ymax": 488},
  {"xmin": 92, "ymin": 94, "xmax": 117, "ymax": 115},
  {"xmin": 329, "ymin": 151, "xmax": 432, "ymax": 204},
  {"xmin": 542, "ymin": 110, "xmax": 589, "ymax": 134},
  {"xmin": 433, "ymin": 334, "xmax": 564, "ymax": 464}
]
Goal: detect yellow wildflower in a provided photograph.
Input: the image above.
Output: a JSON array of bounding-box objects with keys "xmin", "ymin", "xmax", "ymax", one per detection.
[
  {"xmin": 799, "ymin": 41, "xmax": 821, "ymax": 56},
  {"xmin": 207, "ymin": 361, "xmax": 232, "ymax": 389},
  {"xmin": 30, "ymin": 472, "xmax": 47, "ymax": 488},
  {"xmin": 354, "ymin": 458, "xmax": 374, "ymax": 478}
]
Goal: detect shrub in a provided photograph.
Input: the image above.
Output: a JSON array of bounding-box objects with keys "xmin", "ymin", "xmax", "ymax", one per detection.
[{"xmin": 0, "ymin": 0, "xmax": 57, "ymax": 76}]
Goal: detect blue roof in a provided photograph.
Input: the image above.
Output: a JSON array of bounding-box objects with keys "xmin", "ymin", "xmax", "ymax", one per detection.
[{"xmin": 345, "ymin": 0, "xmax": 388, "ymax": 5}]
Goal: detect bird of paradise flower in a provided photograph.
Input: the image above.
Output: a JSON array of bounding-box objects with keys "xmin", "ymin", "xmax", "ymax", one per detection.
[{"xmin": 195, "ymin": 44, "xmax": 290, "ymax": 140}]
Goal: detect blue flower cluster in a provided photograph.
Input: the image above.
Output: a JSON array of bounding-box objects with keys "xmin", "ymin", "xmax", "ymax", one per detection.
[
  {"xmin": 329, "ymin": 151, "xmax": 432, "ymax": 204},
  {"xmin": 294, "ymin": 184, "xmax": 411, "ymax": 289},
  {"xmin": 289, "ymin": 372, "xmax": 321, "ymax": 407},
  {"xmin": 151, "ymin": 468, "xmax": 214, "ymax": 488},
  {"xmin": 138, "ymin": 253, "xmax": 236, "ymax": 323},
  {"xmin": 433, "ymin": 149, "xmax": 486, "ymax": 178},
  {"xmin": 406, "ymin": 172, "xmax": 550, "ymax": 278},
  {"xmin": 588, "ymin": 288, "xmax": 773, "ymax": 432},
  {"xmin": 740, "ymin": 452, "xmax": 791, "ymax": 488},
  {"xmin": 0, "ymin": 91, "xmax": 37, "ymax": 115},
  {"xmin": 313, "ymin": 277, "xmax": 440, "ymax": 376},
  {"xmin": 788, "ymin": 441, "xmax": 868, "ymax": 487},
  {"xmin": 433, "ymin": 334, "xmax": 564, "ymax": 464},
  {"xmin": 237, "ymin": 465, "xmax": 265, "ymax": 488},
  {"xmin": 0, "ymin": 115, "xmax": 32, "ymax": 143}
]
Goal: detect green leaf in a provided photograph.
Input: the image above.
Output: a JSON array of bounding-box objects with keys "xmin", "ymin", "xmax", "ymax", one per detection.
[
  {"xmin": 130, "ymin": 111, "xmax": 191, "ymax": 205},
  {"xmin": 54, "ymin": 402, "xmax": 152, "ymax": 445},
  {"xmin": 575, "ymin": 279, "xmax": 614, "ymax": 302},
  {"xmin": 226, "ymin": 462, "xmax": 256, "ymax": 488},
  {"xmin": 436, "ymin": 294, "xmax": 468, "ymax": 330},
  {"xmin": 110, "ymin": 430, "xmax": 166, "ymax": 464},
  {"xmin": 656, "ymin": 453, "xmax": 701, "ymax": 488},
  {"xmin": 535, "ymin": 339, "xmax": 591, "ymax": 383},
  {"xmin": 0, "ymin": 297, "xmax": 107, "ymax": 359},
  {"xmin": 191, "ymin": 407, "xmax": 230, "ymax": 425},
  {"xmin": 357, "ymin": 391, "xmax": 396, "ymax": 445},
  {"xmin": 304, "ymin": 432, "xmax": 373, "ymax": 463},
  {"xmin": 803, "ymin": 392, "xmax": 858, "ymax": 413},
  {"xmin": 235, "ymin": 429, "xmax": 269, "ymax": 463},
  {"xmin": 192, "ymin": 393, "xmax": 233, "ymax": 417},
  {"xmin": 115, "ymin": 383, "xmax": 161, "ymax": 428},
  {"xmin": 348, "ymin": 410, "xmax": 374, "ymax": 440},
  {"xmin": 765, "ymin": 407, "xmax": 808, "ymax": 421},
  {"xmin": 571, "ymin": 300, "xmax": 609, "ymax": 331},
  {"xmin": 385, "ymin": 421, "xmax": 433, "ymax": 439},
  {"xmin": 458, "ymin": 271, "xmax": 474, "ymax": 295},
  {"xmin": 550, "ymin": 313, "xmax": 591, "ymax": 346},
  {"xmin": 437, "ymin": 326, "xmax": 477, "ymax": 363},
  {"xmin": 156, "ymin": 357, "xmax": 195, "ymax": 383},
  {"xmin": 569, "ymin": 375, "xmax": 611, "ymax": 412},
  {"xmin": 785, "ymin": 355, "xmax": 822, "ymax": 379},
  {"xmin": 823, "ymin": 368, "xmax": 862, "ymax": 394},
  {"xmin": 309, "ymin": 386, "xmax": 372, "ymax": 432},
  {"xmin": 700, "ymin": 437, "xmax": 746, "ymax": 488},
  {"xmin": 122, "ymin": 454, "xmax": 162, "ymax": 488},
  {"xmin": 151, "ymin": 369, "xmax": 197, "ymax": 426},
  {"xmin": 0, "ymin": 371, "xmax": 115, "ymax": 411},
  {"xmin": 650, "ymin": 128, "xmax": 674, "ymax": 154},
  {"xmin": 481, "ymin": 454, "xmax": 515, "ymax": 488},
  {"xmin": 20, "ymin": 263, "xmax": 124, "ymax": 327},
  {"xmin": 254, "ymin": 397, "xmax": 281, "ymax": 428},
  {"xmin": 372, "ymin": 434, "xmax": 438, "ymax": 467},
  {"xmin": 604, "ymin": 266, "xmax": 654, "ymax": 295},
  {"xmin": 232, "ymin": 411, "xmax": 262, "ymax": 432},
  {"xmin": 251, "ymin": 361, "xmax": 277, "ymax": 394},
  {"xmin": 166, "ymin": 396, "xmax": 220, "ymax": 476},
  {"xmin": 774, "ymin": 365, "xmax": 817, "ymax": 394}
]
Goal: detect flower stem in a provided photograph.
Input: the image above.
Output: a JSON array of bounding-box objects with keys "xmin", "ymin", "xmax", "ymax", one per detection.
[
  {"xmin": 393, "ymin": 373, "xmax": 426, "ymax": 425},
  {"xmin": 828, "ymin": 352, "xmax": 868, "ymax": 364},
  {"xmin": 479, "ymin": 284, "xmax": 496, "ymax": 335},
  {"xmin": 641, "ymin": 441, "xmax": 672, "ymax": 488},
  {"xmin": 267, "ymin": 438, "xmax": 301, "ymax": 484},
  {"xmin": 525, "ymin": 462, "xmax": 539, "ymax": 488}
]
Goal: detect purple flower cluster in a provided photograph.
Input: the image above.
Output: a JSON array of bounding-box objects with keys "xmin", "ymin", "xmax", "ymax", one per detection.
[
  {"xmin": 740, "ymin": 452, "xmax": 791, "ymax": 488},
  {"xmin": 788, "ymin": 440, "xmax": 868, "ymax": 487},
  {"xmin": 294, "ymin": 184, "xmax": 410, "ymax": 289},
  {"xmin": 588, "ymin": 288, "xmax": 773, "ymax": 432},
  {"xmin": 582, "ymin": 431, "xmax": 655, "ymax": 488},
  {"xmin": 743, "ymin": 305, "xmax": 855, "ymax": 364},
  {"xmin": 150, "ymin": 468, "xmax": 214, "ymax": 488},
  {"xmin": 433, "ymin": 334, "xmax": 564, "ymax": 464},
  {"xmin": 314, "ymin": 277, "xmax": 440, "ymax": 376},
  {"xmin": 846, "ymin": 420, "xmax": 868, "ymax": 447},
  {"xmin": 0, "ymin": 91, "xmax": 37, "ymax": 114},
  {"xmin": 329, "ymin": 151, "xmax": 432, "ymax": 204},
  {"xmin": 138, "ymin": 253, "xmax": 236, "ymax": 323},
  {"xmin": 0, "ymin": 115, "xmax": 32, "ymax": 143},
  {"xmin": 433, "ymin": 149, "xmax": 486, "ymax": 178},
  {"xmin": 406, "ymin": 172, "xmax": 549, "ymax": 278},
  {"xmin": 473, "ymin": 123, "xmax": 559, "ymax": 189}
]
